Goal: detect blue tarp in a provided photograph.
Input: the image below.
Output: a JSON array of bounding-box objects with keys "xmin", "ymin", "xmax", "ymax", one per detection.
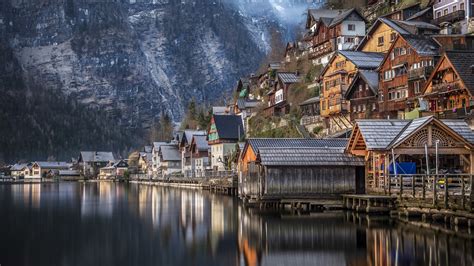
[{"xmin": 388, "ymin": 162, "xmax": 416, "ymax": 175}]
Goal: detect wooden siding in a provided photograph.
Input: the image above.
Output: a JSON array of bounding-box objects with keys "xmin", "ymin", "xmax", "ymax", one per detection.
[
  {"xmin": 348, "ymin": 78, "xmax": 379, "ymax": 120},
  {"xmin": 360, "ymin": 22, "xmax": 397, "ymax": 53}
]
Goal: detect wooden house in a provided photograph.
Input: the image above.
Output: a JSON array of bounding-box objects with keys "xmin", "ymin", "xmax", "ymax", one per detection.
[
  {"xmin": 305, "ymin": 9, "xmax": 344, "ymax": 32},
  {"xmin": 190, "ymin": 135, "xmax": 210, "ymax": 177},
  {"xmin": 264, "ymin": 72, "xmax": 300, "ymax": 117},
  {"xmin": 239, "ymin": 138, "xmax": 364, "ymax": 201},
  {"xmin": 346, "ymin": 116, "xmax": 474, "ymax": 193},
  {"xmin": 319, "ymin": 50, "xmax": 384, "ymax": 134},
  {"xmin": 433, "ymin": 35, "xmax": 474, "ymax": 51},
  {"xmin": 309, "ymin": 8, "xmax": 367, "ymax": 66},
  {"xmin": 345, "ymin": 70, "xmax": 380, "ymax": 120},
  {"xmin": 421, "ymin": 51, "xmax": 474, "ymax": 118},
  {"xmin": 78, "ymin": 151, "xmax": 115, "ymax": 178},
  {"xmin": 378, "ymin": 34, "xmax": 440, "ymax": 119},
  {"xmin": 29, "ymin": 161, "xmax": 70, "ymax": 179},
  {"xmin": 208, "ymin": 115, "xmax": 244, "ymax": 171},
  {"xmin": 357, "ymin": 18, "xmax": 439, "ymax": 53},
  {"xmin": 382, "ymin": 3, "xmax": 421, "ymax": 21}
]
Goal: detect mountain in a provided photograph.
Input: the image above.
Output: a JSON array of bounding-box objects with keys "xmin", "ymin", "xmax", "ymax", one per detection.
[{"xmin": 0, "ymin": 0, "xmax": 318, "ymax": 163}]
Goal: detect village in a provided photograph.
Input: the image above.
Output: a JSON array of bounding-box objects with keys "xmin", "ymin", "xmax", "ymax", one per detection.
[{"xmin": 2, "ymin": 1, "xmax": 474, "ymax": 229}]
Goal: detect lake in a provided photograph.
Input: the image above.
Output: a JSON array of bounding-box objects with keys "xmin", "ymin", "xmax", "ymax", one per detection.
[{"xmin": 0, "ymin": 182, "xmax": 472, "ymax": 266}]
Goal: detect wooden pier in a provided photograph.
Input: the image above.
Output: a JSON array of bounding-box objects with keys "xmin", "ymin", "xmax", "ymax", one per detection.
[{"xmin": 342, "ymin": 194, "xmax": 397, "ymax": 213}]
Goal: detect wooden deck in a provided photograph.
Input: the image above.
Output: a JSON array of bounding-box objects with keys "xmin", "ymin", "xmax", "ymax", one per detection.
[{"xmin": 342, "ymin": 194, "xmax": 397, "ymax": 213}]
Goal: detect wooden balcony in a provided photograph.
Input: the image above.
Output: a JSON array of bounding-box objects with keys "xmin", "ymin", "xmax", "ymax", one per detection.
[
  {"xmin": 408, "ymin": 66, "xmax": 434, "ymax": 80},
  {"xmin": 431, "ymin": 10, "xmax": 465, "ymax": 25},
  {"xmin": 431, "ymin": 81, "xmax": 461, "ymax": 94},
  {"xmin": 309, "ymin": 40, "xmax": 335, "ymax": 59}
]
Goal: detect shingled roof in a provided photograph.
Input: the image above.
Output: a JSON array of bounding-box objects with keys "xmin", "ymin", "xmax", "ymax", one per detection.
[
  {"xmin": 192, "ymin": 135, "xmax": 209, "ymax": 152},
  {"xmin": 213, "ymin": 115, "xmax": 244, "ymax": 141},
  {"xmin": 160, "ymin": 145, "xmax": 181, "ymax": 161},
  {"xmin": 445, "ymin": 51, "xmax": 474, "ymax": 96},
  {"xmin": 299, "ymin": 96, "xmax": 320, "ymax": 106},
  {"xmin": 338, "ymin": 51, "xmax": 385, "ymax": 69},
  {"xmin": 277, "ymin": 72, "xmax": 300, "ymax": 84},
  {"xmin": 258, "ymin": 147, "xmax": 364, "ymax": 166},
  {"xmin": 345, "ymin": 70, "xmax": 379, "ymax": 99},
  {"xmin": 80, "ymin": 152, "xmax": 115, "ymax": 163},
  {"xmin": 401, "ymin": 34, "xmax": 440, "ymax": 56},
  {"xmin": 245, "ymin": 138, "xmax": 348, "ymax": 157}
]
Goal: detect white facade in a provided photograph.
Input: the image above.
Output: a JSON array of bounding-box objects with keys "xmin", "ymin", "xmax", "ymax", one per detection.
[{"xmin": 210, "ymin": 143, "xmax": 238, "ymax": 171}]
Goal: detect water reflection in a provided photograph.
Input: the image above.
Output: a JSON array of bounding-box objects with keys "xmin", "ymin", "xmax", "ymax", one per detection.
[{"xmin": 0, "ymin": 183, "xmax": 472, "ymax": 266}]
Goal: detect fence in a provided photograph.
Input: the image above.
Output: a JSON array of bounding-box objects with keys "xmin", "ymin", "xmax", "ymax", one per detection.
[{"xmin": 388, "ymin": 174, "xmax": 473, "ymax": 210}]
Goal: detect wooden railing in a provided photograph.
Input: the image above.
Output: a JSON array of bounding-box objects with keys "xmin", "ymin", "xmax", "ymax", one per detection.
[
  {"xmin": 387, "ymin": 174, "xmax": 473, "ymax": 210},
  {"xmin": 431, "ymin": 10, "xmax": 465, "ymax": 25},
  {"xmin": 407, "ymin": 66, "xmax": 434, "ymax": 80}
]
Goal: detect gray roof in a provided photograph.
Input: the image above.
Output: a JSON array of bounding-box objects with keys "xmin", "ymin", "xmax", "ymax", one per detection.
[
  {"xmin": 153, "ymin": 142, "xmax": 168, "ymax": 150},
  {"xmin": 277, "ymin": 72, "xmax": 300, "ymax": 84},
  {"xmin": 355, "ymin": 116, "xmax": 474, "ymax": 150},
  {"xmin": 401, "ymin": 35, "xmax": 439, "ymax": 56},
  {"xmin": 355, "ymin": 120, "xmax": 410, "ymax": 150},
  {"xmin": 237, "ymin": 98, "xmax": 260, "ymax": 110},
  {"xmin": 396, "ymin": 20, "xmax": 440, "ymax": 31},
  {"xmin": 184, "ymin": 130, "xmax": 206, "ymax": 146},
  {"xmin": 213, "ymin": 115, "xmax": 244, "ymax": 140},
  {"xmin": 247, "ymin": 138, "xmax": 348, "ymax": 154},
  {"xmin": 212, "ymin": 106, "xmax": 227, "ymax": 115},
  {"xmin": 160, "ymin": 145, "xmax": 181, "ymax": 161},
  {"xmin": 345, "ymin": 70, "xmax": 379, "ymax": 99},
  {"xmin": 144, "ymin": 146, "xmax": 152, "ymax": 153},
  {"xmin": 338, "ymin": 51, "xmax": 385, "ymax": 69},
  {"xmin": 192, "ymin": 135, "xmax": 209, "ymax": 151},
  {"xmin": 406, "ymin": 6, "xmax": 432, "ymax": 21},
  {"xmin": 308, "ymin": 9, "xmax": 344, "ymax": 21},
  {"xmin": 268, "ymin": 63, "xmax": 281, "ymax": 70},
  {"xmin": 258, "ymin": 147, "xmax": 364, "ymax": 166},
  {"xmin": 328, "ymin": 8, "xmax": 365, "ymax": 27},
  {"xmin": 58, "ymin": 170, "xmax": 80, "ymax": 176},
  {"xmin": 35, "ymin": 161, "xmax": 70, "ymax": 169},
  {"xmin": 445, "ymin": 51, "xmax": 474, "ymax": 96},
  {"xmin": 11, "ymin": 163, "xmax": 28, "ymax": 171},
  {"xmin": 299, "ymin": 96, "xmax": 320, "ymax": 106},
  {"xmin": 80, "ymin": 152, "xmax": 115, "ymax": 163}
]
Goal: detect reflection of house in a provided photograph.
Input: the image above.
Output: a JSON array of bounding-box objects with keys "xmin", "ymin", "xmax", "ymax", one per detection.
[
  {"xmin": 78, "ymin": 151, "xmax": 115, "ymax": 178},
  {"xmin": 240, "ymin": 138, "xmax": 364, "ymax": 201},
  {"xmin": 421, "ymin": 51, "xmax": 474, "ymax": 118},
  {"xmin": 208, "ymin": 115, "xmax": 244, "ymax": 171},
  {"xmin": 264, "ymin": 72, "xmax": 300, "ymax": 117},
  {"xmin": 346, "ymin": 116, "xmax": 474, "ymax": 193},
  {"xmin": 378, "ymin": 34, "xmax": 440, "ymax": 119},
  {"xmin": 29, "ymin": 161, "xmax": 70, "ymax": 179}
]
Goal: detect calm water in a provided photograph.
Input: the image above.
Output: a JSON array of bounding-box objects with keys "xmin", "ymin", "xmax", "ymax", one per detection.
[{"xmin": 0, "ymin": 183, "xmax": 472, "ymax": 266}]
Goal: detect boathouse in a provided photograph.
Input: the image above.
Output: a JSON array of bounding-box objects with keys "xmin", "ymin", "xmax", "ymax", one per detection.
[
  {"xmin": 346, "ymin": 116, "xmax": 474, "ymax": 195},
  {"xmin": 239, "ymin": 138, "xmax": 365, "ymax": 202}
]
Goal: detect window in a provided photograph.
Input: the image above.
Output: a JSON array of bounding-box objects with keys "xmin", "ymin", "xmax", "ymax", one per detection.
[
  {"xmin": 372, "ymin": 103, "xmax": 376, "ymax": 111},
  {"xmin": 453, "ymin": 5, "xmax": 457, "ymax": 12},
  {"xmin": 444, "ymin": 9, "xmax": 448, "ymax": 16},
  {"xmin": 335, "ymin": 61, "xmax": 345, "ymax": 68},
  {"xmin": 390, "ymin": 32, "xmax": 397, "ymax": 42},
  {"xmin": 378, "ymin": 36, "xmax": 384, "ymax": 46},
  {"xmin": 414, "ymin": 81, "xmax": 421, "ymax": 94},
  {"xmin": 365, "ymin": 84, "xmax": 369, "ymax": 91},
  {"xmin": 358, "ymin": 84, "xmax": 363, "ymax": 92},
  {"xmin": 379, "ymin": 93, "xmax": 384, "ymax": 101},
  {"xmin": 437, "ymin": 11, "xmax": 441, "ymax": 18},
  {"xmin": 348, "ymin": 24, "xmax": 356, "ymax": 31},
  {"xmin": 346, "ymin": 37, "xmax": 355, "ymax": 43},
  {"xmin": 460, "ymin": 3, "xmax": 464, "ymax": 10}
]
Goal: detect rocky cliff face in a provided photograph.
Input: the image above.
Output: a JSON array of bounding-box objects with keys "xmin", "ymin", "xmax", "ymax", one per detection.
[{"xmin": 0, "ymin": 0, "xmax": 317, "ymax": 162}]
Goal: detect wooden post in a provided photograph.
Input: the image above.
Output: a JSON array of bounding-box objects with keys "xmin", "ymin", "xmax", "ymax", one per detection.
[
  {"xmin": 433, "ymin": 174, "xmax": 437, "ymax": 207},
  {"xmin": 461, "ymin": 175, "xmax": 465, "ymax": 210},
  {"xmin": 444, "ymin": 175, "xmax": 448, "ymax": 209},
  {"xmin": 422, "ymin": 174, "xmax": 425, "ymax": 200},
  {"xmin": 399, "ymin": 174, "xmax": 403, "ymax": 200},
  {"xmin": 412, "ymin": 175, "xmax": 415, "ymax": 198}
]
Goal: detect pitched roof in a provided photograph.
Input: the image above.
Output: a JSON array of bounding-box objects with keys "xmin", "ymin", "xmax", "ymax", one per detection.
[
  {"xmin": 395, "ymin": 20, "xmax": 439, "ymax": 31},
  {"xmin": 258, "ymin": 147, "xmax": 364, "ymax": 166},
  {"xmin": 160, "ymin": 145, "xmax": 181, "ymax": 161},
  {"xmin": 11, "ymin": 163, "xmax": 28, "ymax": 171},
  {"xmin": 355, "ymin": 120, "xmax": 410, "ymax": 150},
  {"xmin": 277, "ymin": 72, "xmax": 300, "ymax": 84},
  {"xmin": 80, "ymin": 152, "xmax": 115, "ymax": 163},
  {"xmin": 401, "ymin": 34, "xmax": 439, "ymax": 56},
  {"xmin": 328, "ymin": 8, "xmax": 366, "ymax": 27},
  {"xmin": 299, "ymin": 96, "xmax": 320, "ymax": 106},
  {"xmin": 345, "ymin": 70, "xmax": 379, "ymax": 99},
  {"xmin": 213, "ymin": 115, "xmax": 244, "ymax": 140},
  {"xmin": 356, "ymin": 18, "xmax": 410, "ymax": 51},
  {"xmin": 35, "ymin": 161, "xmax": 70, "ymax": 169},
  {"xmin": 192, "ymin": 135, "xmax": 209, "ymax": 152},
  {"xmin": 338, "ymin": 51, "xmax": 385, "ymax": 69},
  {"xmin": 308, "ymin": 9, "xmax": 344, "ymax": 22},
  {"xmin": 442, "ymin": 120, "xmax": 474, "ymax": 144},
  {"xmin": 389, "ymin": 116, "xmax": 432, "ymax": 147},
  {"xmin": 406, "ymin": 6, "xmax": 432, "ymax": 21},
  {"xmin": 183, "ymin": 130, "xmax": 206, "ymax": 146},
  {"xmin": 153, "ymin": 142, "xmax": 168, "ymax": 150},
  {"xmin": 445, "ymin": 51, "xmax": 474, "ymax": 96},
  {"xmin": 247, "ymin": 138, "xmax": 348, "ymax": 154}
]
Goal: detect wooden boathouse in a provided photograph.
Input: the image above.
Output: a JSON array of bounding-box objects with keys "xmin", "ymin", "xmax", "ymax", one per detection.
[
  {"xmin": 345, "ymin": 116, "xmax": 474, "ymax": 213},
  {"xmin": 239, "ymin": 138, "xmax": 365, "ymax": 209}
]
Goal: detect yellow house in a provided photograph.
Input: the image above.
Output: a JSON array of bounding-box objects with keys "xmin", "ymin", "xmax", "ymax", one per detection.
[
  {"xmin": 357, "ymin": 17, "xmax": 439, "ymax": 53},
  {"xmin": 320, "ymin": 51, "xmax": 384, "ymax": 118}
]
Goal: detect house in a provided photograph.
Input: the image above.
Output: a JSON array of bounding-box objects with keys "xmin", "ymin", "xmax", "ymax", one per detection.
[
  {"xmin": 264, "ymin": 72, "xmax": 300, "ymax": 117},
  {"xmin": 310, "ymin": 8, "xmax": 367, "ymax": 66},
  {"xmin": 357, "ymin": 18, "xmax": 439, "ymax": 53},
  {"xmin": 78, "ymin": 151, "xmax": 115, "ymax": 178},
  {"xmin": 10, "ymin": 163, "xmax": 29, "ymax": 179},
  {"xmin": 319, "ymin": 50, "xmax": 384, "ymax": 134},
  {"xmin": 208, "ymin": 115, "xmax": 244, "ymax": 171},
  {"xmin": 159, "ymin": 144, "xmax": 181, "ymax": 179},
  {"xmin": 421, "ymin": 51, "xmax": 474, "ymax": 118},
  {"xmin": 345, "ymin": 70, "xmax": 380, "ymax": 120},
  {"xmin": 29, "ymin": 161, "xmax": 70, "ymax": 179},
  {"xmin": 382, "ymin": 3, "xmax": 421, "ymax": 21},
  {"xmin": 179, "ymin": 130, "xmax": 206, "ymax": 177},
  {"xmin": 299, "ymin": 96, "xmax": 323, "ymax": 132},
  {"xmin": 239, "ymin": 138, "xmax": 364, "ymax": 201},
  {"xmin": 152, "ymin": 142, "xmax": 167, "ymax": 176},
  {"xmin": 432, "ymin": 0, "xmax": 473, "ymax": 34},
  {"xmin": 190, "ymin": 135, "xmax": 210, "ymax": 177},
  {"xmin": 378, "ymin": 34, "xmax": 440, "ymax": 119},
  {"xmin": 98, "ymin": 160, "xmax": 128, "ymax": 180},
  {"xmin": 406, "ymin": 6, "xmax": 434, "ymax": 23},
  {"xmin": 346, "ymin": 116, "xmax": 474, "ymax": 193},
  {"xmin": 305, "ymin": 9, "xmax": 345, "ymax": 33},
  {"xmin": 138, "ymin": 152, "xmax": 152, "ymax": 175},
  {"xmin": 433, "ymin": 34, "xmax": 474, "ymax": 51}
]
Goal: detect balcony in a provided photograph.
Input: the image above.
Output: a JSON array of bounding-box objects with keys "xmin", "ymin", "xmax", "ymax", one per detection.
[
  {"xmin": 431, "ymin": 81, "xmax": 461, "ymax": 94},
  {"xmin": 407, "ymin": 66, "xmax": 434, "ymax": 80},
  {"xmin": 431, "ymin": 10, "xmax": 465, "ymax": 25},
  {"xmin": 309, "ymin": 40, "xmax": 336, "ymax": 59}
]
